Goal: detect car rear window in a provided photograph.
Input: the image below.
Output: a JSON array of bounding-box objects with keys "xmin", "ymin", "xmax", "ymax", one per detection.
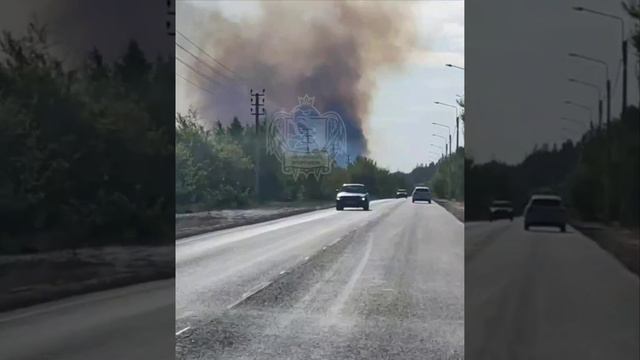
[
  {"xmin": 415, "ymin": 188, "xmax": 430, "ymax": 193},
  {"xmin": 531, "ymin": 199, "xmax": 561, "ymax": 207}
]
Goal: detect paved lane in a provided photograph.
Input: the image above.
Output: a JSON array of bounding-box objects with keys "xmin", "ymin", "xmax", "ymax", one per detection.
[
  {"xmin": 176, "ymin": 199, "xmax": 464, "ymax": 359},
  {"xmin": 466, "ymin": 218, "xmax": 639, "ymax": 360},
  {"xmin": 0, "ymin": 280, "xmax": 175, "ymax": 360}
]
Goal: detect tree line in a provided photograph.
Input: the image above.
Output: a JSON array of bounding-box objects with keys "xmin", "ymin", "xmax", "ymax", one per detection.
[
  {"xmin": 465, "ymin": 105, "xmax": 639, "ymax": 228},
  {"xmin": 0, "ymin": 23, "xmax": 174, "ymax": 253},
  {"xmin": 175, "ymin": 110, "xmax": 446, "ymax": 212}
]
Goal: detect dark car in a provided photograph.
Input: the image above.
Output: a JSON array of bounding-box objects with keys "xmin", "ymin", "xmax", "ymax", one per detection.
[
  {"xmin": 489, "ymin": 200, "xmax": 514, "ymax": 221},
  {"xmin": 336, "ymin": 183, "xmax": 369, "ymax": 211},
  {"xmin": 395, "ymin": 189, "xmax": 408, "ymax": 198}
]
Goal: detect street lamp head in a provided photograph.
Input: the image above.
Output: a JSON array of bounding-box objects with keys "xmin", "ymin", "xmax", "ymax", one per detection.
[
  {"xmin": 564, "ymin": 100, "xmax": 572, "ymax": 104},
  {"xmin": 445, "ymin": 64, "xmax": 452, "ymax": 67},
  {"xmin": 573, "ymin": 6, "xmax": 584, "ymax": 11},
  {"xmin": 568, "ymin": 78, "xmax": 576, "ymax": 82},
  {"xmin": 434, "ymin": 101, "xmax": 441, "ymax": 104},
  {"xmin": 568, "ymin": 52, "xmax": 578, "ymax": 57}
]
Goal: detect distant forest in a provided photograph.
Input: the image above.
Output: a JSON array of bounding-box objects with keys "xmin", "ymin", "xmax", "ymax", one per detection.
[
  {"xmin": 175, "ymin": 109, "xmax": 461, "ymax": 212},
  {"xmin": 466, "ymin": 105, "xmax": 639, "ymax": 227}
]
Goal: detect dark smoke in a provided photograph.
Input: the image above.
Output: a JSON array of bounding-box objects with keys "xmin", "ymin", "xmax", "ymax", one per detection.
[{"xmin": 179, "ymin": 1, "xmax": 417, "ymax": 157}]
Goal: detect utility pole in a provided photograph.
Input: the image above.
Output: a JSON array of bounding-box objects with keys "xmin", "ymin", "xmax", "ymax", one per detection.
[
  {"xmin": 606, "ymin": 79, "xmax": 611, "ymax": 129},
  {"xmin": 449, "ymin": 134, "xmax": 452, "ymax": 156},
  {"xmin": 598, "ymin": 99, "xmax": 603, "ymax": 130},
  {"xmin": 250, "ymin": 89, "xmax": 265, "ymax": 201},
  {"xmin": 166, "ymin": 0, "xmax": 175, "ymax": 36},
  {"xmin": 622, "ymin": 39, "xmax": 627, "ymax": 114},
  {"xmin": 455, "ymin": 115, "xmax": 459, "ymax": 151}
]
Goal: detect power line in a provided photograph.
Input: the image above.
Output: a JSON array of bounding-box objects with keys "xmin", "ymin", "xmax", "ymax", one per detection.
[
  {"xmin": 177, "ymin": 31, "xmax": 287, "ymax": 111},
  {"xmin": 176, "ymin": 72, "xmax": 216, "ymax": 96},
  {"xmin": 176, "ymin": 56, "xmax": 223, "ymax": 86},
  {"xmin": 177, "ymin": 30, "xmax": 240, "ymax": 79},
  {"xmin": 176, "ymin": 42, "xmax": 232, "ymax": 82}
]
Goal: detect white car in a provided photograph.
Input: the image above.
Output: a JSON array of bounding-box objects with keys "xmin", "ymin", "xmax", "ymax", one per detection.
[
  {"xmin": 524, "ymin": 194, "xmax": 567, "ymax": 232},
  {"xmin": 412, "ymin": 186, "xmax": 432, "ymax": 203}
]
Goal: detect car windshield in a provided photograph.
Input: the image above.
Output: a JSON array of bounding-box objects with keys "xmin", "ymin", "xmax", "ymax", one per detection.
[
  {"xmin": 531, "ymin": 198, "xmax": 561, "ymax": 207},
  {"xmin": 341, "ymin": 185, "xmax": 366, "ymax": 193}
]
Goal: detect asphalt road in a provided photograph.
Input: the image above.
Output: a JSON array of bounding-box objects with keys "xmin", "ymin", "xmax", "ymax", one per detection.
[
  {"xmin": 0, "ymin": 279, "xmax": 175, "ymax": 360},
  {"xmin": 176, "ymin": 198, "xmax": 464, "ymax": 359},
  {"xmin": 466, "ymin": 218, "xmax": 639, "ymax": 360}
]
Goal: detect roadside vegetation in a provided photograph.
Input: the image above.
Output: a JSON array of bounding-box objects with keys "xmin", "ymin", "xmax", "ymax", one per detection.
[
  {"xmin": 175, "ymin": 109, "xmax": 451, "ymax": 213},
  {"xmin": 465, "ymin": 105, "xmax": 639, "ymax": 229},
  {"xmin": 0, "ymin": 22, "xmax": 174, "ymax": 254}
]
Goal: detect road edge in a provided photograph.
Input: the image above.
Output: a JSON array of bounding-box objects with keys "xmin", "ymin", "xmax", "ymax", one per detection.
[
  {"xmin": 433, "ymin": 198, "xmax": 465, "ymax": 223},
  {"xmin": 175, "ymin": 204, "xmax": 335, "ymax": 240}
]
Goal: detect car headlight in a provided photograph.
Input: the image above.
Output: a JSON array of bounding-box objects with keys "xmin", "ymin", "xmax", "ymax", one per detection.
[
  {"xmin": 336, "ymin": 196, "xmax": 341, "ymax": 201},
  {"xmin": 361, "ymin": 197, "xmax": 366, "ymax": 201}
]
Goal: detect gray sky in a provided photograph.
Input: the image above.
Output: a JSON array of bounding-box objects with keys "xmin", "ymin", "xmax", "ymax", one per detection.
[
  {"xmin": 466, "ymin": 0, "xmax": 639, "ymax": 164},
  {"xmin": 176, "ymin": 0, "xmax": 464, "ymax": 173},
  {"xmin": 0, "ymin": 0, "xmax": 171, "ymax": 63}
]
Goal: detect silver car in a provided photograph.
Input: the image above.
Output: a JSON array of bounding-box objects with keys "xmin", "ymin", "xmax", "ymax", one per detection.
[
  {"xmin": 412, "ymin": 186, "xmax": 432, "ymax": 203},
  {"xmin": 524, "ymin": 194, "xmax": 567, "ymax": 232}
]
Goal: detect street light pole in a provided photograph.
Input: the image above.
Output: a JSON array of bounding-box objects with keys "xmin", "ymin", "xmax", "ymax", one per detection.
[
  {"xmin": 432, "ymin": 133, "xmax": 449, "ymax": 156},
  {"xmin": 431, "ymin": 141, "xmax": 450, "ymax": 198},
  {"xmin": 432, "ymin": 122, "xmax": 452, "ymax": 156},
  {"xmin": 569, "ymin": 53, "xmax": 610, "ymax": 129},
  {"xmin": 434, "ymin": 101, "xmax": 460, "ymax": 151},
  {"xmin": 430, "ymin": 144, "xmax": 444, "ymax": 158},
  {"xmin": 445, "ymin": 63, "xmax": 465, "ymax": 70},
  {"xmin": 564, "ymin": 100, "xmax": 593, "ymax": 126},
  {"xmin": 568, "ymin": 78, "xmax": 602, "ymax": 129},
  {"xmin": 573, "ymin": 6, "xmax": 627, "ymax": 113},
  {"xmin": 561, "ymin": 116, "xmax": 589, "ymax": 131}
]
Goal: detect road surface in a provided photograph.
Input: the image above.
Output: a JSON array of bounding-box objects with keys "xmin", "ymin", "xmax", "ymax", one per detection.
[
  {"xmin": 0, "ymin": 279, "xmax": 175, "ymax": 360},
  {"xmin": 176, "ymin": 198, "xmax": 464, "ymax": 359},
  {"xmin": 466, "ymin": 218, "xmax": 639, "ymax": 360}
]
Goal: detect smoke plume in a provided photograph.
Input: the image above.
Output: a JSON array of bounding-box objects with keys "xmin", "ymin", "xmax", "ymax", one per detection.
[{"xmin": 179, "ymin": 1, "xmax": 417, "ymax": 157}]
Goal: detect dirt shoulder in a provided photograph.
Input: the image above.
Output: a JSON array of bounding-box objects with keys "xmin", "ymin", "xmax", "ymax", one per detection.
[
  {"xmin": 0, "ymin": 246, "xmax": 174, "ymax": 312},
  {"xmin": 570, "ymin": 220, "xmax": 639, "ymax": 276},
  {"xmin": 433, "ymin": 198, "xmax": 465, "ymax": 222},
  {"xmin": 176, "ymin": 201, "xmax": 334, "ymax": 239}
]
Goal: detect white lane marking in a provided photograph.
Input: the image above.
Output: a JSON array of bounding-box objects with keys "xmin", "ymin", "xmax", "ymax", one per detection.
[
  {"xmin": 322, "ymin": 246, "xmax": 327, "ymax": 250},
  {"xmin": 304, "ymin": 256, "xmax": 310, "ymax": 261},
  {"xmin": 329, "ymin": 237, "xmax": 342, "ymax": 247},
  {"xmin": 279, "ymin": 270, "xmax": 286, "ymax": 275},
  {"xmin": 227, "ymin": 280, "xmax": 273, "ymax": 310},
  {"xmin": 176, "ymin": 327, "xmax": 190, "ymax": 336},
  {"xmin": 328, "ymin": 232, "xmax": 373, "ymax": 318}
]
